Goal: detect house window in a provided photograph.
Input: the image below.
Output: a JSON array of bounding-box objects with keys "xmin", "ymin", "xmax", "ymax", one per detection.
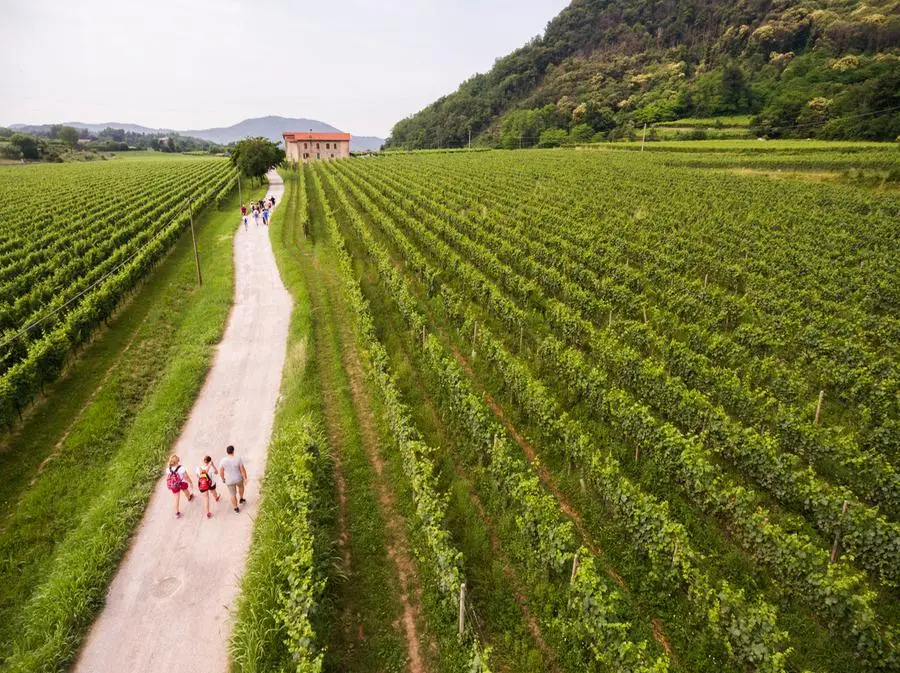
[
  {"xmin": 304, "ymin": 143, "xmax": 307, "ymax": 149},
  {"xmin": 316, "ymin": 143, "xmax": 320, "ymax": 149},
  {"xmin": 326, "ymin": 142, "xmax": 330, "ymax": 149},
  {"xmin": 317, "ymin": 153, "xmax": 320, "ymax": 159}
]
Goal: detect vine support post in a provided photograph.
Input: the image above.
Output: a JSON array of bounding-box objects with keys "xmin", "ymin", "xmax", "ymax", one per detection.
[
  {"xmin": 608, "ymin": 310, "xmax": 613, "ymax": 329},
  {"xmin": 643, "ymin": 306, "xmax": 648, "ymax": 323},
  {"xmin": 422, "ymin": 325, "xmax": 426, "ymax": 348},
  {"xmin": 830, "ymin": 500, "xmax": 849, "ymax": 563},
  {"xmin": 672, "ymin": 540, "xmax": 679, "ymax": 566},
  {"xmin": 634, "ymin": 443, "xmax": 641, "ymax": 462},
  {"xmin": 704, "ymin": 272, "xmax": 708, "ymax": 288},
  {"xmin": 519, "ymin": 325, "xmax": 524, "ymax": 352},
  {"xmin": 188, "ymin": 198, "xmax": 202, "ymax": 287},
  {"xmin": 815, "ymin": 389, "xmax": 825, "ymax": 425},
  {"xmin": 471, "ymin": 321, "xmax": 478, "ymax": 362},
  {"xmin": 570, "ymin": 552, "xmax": 580, "ymax": 585},
  {"xmin": 237, "ymin": 172, "xmax": 242, "ymax": 208},
  {"xmin": 458, "ymin": 583, "xmax": 466, "ymax": 635}
]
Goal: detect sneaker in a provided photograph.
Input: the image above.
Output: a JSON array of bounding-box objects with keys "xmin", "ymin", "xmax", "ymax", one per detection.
[
  {"xmin": 206, "ymin": 512, "xmax": 212, "ymax": 519},
  {"xmin": 214, "ymin": 494, "xmax": 221, "ymax": 502},
  {"xmin": 239, "ymin": 498, "xmax": 246, "ymax": 504},
  {"xmin": 234, "ymin": 507, "xmax": 240, "ymax": 513},
  {"xmin": 175, "ymin": 512, "xmax": 182, "ymax": 518},
  {"xmin": 187, "ymin": 494, "xmax": 195, "ymax": 502}
]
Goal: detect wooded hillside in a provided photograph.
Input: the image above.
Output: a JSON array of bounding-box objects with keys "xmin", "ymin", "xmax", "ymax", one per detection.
[{"xmin": 387, "ymin": 0, "xmax": 900, "ymax": 147}]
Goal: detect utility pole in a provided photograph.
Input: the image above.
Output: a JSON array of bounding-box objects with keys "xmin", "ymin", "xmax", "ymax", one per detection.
[
  {"xmin": 188, "ymin": 197, "xmax": 202, "ymax": 286},
  {"xmin": 641, "ymin": 123, "xmax": 647, "ymax": 151}
]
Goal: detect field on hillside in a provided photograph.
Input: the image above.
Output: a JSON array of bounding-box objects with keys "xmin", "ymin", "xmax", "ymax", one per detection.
[
  {"xmin": 0, "ymin": 156, "xmax": 236, "ymax": 428},
  {"xmin": 246, "ymin": 145, "xmax": 899, "ymax": 673}
]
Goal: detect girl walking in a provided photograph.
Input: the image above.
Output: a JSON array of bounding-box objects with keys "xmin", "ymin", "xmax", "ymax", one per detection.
[
  {"xmin": 196, "ymin": 455, "xmax": 221, "ymax": 518},
  {"xmin": 166, "ymin": 455, "xmax": 194, "ymax": 518}
]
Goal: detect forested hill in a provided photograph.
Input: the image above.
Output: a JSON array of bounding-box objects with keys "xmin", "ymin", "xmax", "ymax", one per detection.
[{"xmin": 387, "ymin": 0, "xmax": 900, "ymax": 148}]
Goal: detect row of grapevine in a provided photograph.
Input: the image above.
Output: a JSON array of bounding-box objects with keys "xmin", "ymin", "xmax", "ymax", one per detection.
[
  {"xmin": 306, "ymin": 167, "xmax": 492, "ymax": 670},
  {"xmin": 368, "ymin": 159, "xmax": 899, "ymax": 515},
  {"xmin": 338, "ymin": 159, "xmax": 900, "ymax": 588},
  {"xmin": 0, "ymin": 158, "xmax": 236, "ymax": 428},
  {"xmin": 318, "ymin": 163, "xmax": 788, "ymax": 672},
  {"xmin": 322, "ymin": 160, "xmax": 897, "ymax": 668}
]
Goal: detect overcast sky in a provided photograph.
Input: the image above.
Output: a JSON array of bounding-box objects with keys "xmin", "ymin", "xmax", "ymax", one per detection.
[{"xmin": 0, "ymin": 0, "xmax": 569, "ymax": 138}]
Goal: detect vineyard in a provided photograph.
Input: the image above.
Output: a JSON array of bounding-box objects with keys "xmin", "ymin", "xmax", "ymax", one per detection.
[
  {"xmin": 0, "ymin": 156, "xmax": 236, "ymax": 428},
  {"xmin": 238, "ymin": 146, "xmax": 899, "ymax": 673}
]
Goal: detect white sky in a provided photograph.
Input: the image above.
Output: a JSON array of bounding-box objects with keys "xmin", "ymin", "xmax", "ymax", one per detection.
[{"xmin": 0, "ymin": 0, "xmax": 569, "ymax": 138}]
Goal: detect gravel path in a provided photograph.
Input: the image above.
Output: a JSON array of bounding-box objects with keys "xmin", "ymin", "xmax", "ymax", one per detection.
[{"xmin": 73, "ymin": 170, "xmax": 291, "ymax": 673}]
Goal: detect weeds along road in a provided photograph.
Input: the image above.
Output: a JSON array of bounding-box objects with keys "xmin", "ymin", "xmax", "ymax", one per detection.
[{"xmin": 73, "ymin": 170, "xmax": 291, "ymax": 673}]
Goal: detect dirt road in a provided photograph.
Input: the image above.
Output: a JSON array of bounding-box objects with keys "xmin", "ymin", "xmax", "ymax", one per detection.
[{"xmin": 74, "ymin": 171, "xmax": 291, "ymax": 673}]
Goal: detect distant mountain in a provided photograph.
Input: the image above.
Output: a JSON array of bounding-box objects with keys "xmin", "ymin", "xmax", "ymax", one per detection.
[
  {"xmin": 184, "ymin": 116, "xmax": 384, "ymax": 152},
  {"xmin": 9, "ymin": 116, "xmax": 385, "ymax": 152}
]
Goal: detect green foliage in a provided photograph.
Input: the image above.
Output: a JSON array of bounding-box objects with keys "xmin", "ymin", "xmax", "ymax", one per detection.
[
  {"xmin": 538, "ymin": 128, "xmax": 568, "ymax": 148},
  {"xmin": 386, "ymin": 0, "xmax": 900, "ymax": 148},
  {"xmin": 56, "ymin": 126, "xmax": 79, "ymax": 147},
  {"xmin": 0, "ymin": 158, "xmax": 234, "ymax": 429},
  {"xmin": 229, "ymin": 137, "xmax": 286, "ymax": 180}
]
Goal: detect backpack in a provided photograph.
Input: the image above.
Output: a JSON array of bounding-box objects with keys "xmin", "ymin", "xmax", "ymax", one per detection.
[
  {"xmin": 166, "ymin": 467, "xmax": 183, "ymax": 493},
  {"xmin": 198, "ymin": 469, "xmax": 211, "ymax": 492}
]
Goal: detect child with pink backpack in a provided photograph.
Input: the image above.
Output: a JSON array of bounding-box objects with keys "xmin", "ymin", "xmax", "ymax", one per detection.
[
  {"xmin": 166, "ymin": 454, "xmax": 195, "ymax": 518},
  {"xmin": 196, "ymin": 455, "xmax": 221, "ymax": 519}
]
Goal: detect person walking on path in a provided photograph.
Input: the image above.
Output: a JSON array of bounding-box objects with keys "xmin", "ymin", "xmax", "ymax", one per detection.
[
  {"xmin": 262, "ymin": 206, "xmax": 269, "ymax": 226},
  {"xmin": 166, "ymin": 455, "xmax": 194, "ymax": 519},
  {"xmin": 220, "ymin": 445, "xmax": 247, "ymax": 512},
  {"xmin": 196, "ymin": 455, "xmax": 221, "ymax": 519}
]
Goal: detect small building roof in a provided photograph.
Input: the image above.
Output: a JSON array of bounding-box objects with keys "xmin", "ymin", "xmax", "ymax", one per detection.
[{"xmin": 283, "ymin": 132, "xmax": 351, "ymax": 142}]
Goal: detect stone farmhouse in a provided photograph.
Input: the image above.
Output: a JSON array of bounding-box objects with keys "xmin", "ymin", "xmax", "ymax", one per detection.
[{"xmin": 283, "ymin": 131, "xmax": 351, "ymax": 162}]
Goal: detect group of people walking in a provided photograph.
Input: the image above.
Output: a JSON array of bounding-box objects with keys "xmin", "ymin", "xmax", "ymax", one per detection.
[
  {"xmin": 166, "ymin": 445, "xmax": 248, "ymax": 518},
  {"xmin": 240, "ymin": 196, "xmax": 276, "ymax": 229}
]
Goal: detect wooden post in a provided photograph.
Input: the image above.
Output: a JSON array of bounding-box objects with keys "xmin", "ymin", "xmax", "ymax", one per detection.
[
  {"xmin": 608, "ymin": 310, "xmax": 613, "ymax": 329},
  {"xmin": 458, "ymin": 583, "xmax": 466, "ymax": 635},
  {"xmin": 188, "ymin": 198, "xmax": 202, "ymax": 286},
  {"xmin": 642, "ymin": 306, "xmax": 648, "ymax": 323},
  {"xmin": 579, "ymin": 477, "xmax": 586, "ymax": 494},
  {"xmin": 831, "ymin": 500, "xmax": 849, "ymax": 563},
  {"xmin": 422, "ymin": 325, "xmax": 426, "ymax": 348},
  {"xmin": 815, "ymin": 390, "xmax": 825, "ymax": 425},
  {"xmin": 471, "ymin": 321, "xmax": 478, "ymax": 362},
  {"xmin": 672, "ymin": 540, "xmax": 679, "ymax": 566},
  {"xmin": 570, "ymin": 552, "xmax": 580, "ymax": 584},
  {"xmin": 703, "ymin": 273, "xmax": 708, "ymax": 288},
  {"xmin": 519, "ymin": 325, "xmax": 524, "ymax": 352},
  {"xmin": 634, "ymin": 444, "xmax": 641, "ymax": 462},
  {"xmin": 641, "ymin": 123, "xmax": 647, "ymax": 152}
]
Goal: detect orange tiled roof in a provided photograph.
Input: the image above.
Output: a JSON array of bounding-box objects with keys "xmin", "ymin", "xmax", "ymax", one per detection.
[{"xmin": 283, "ymin": 132, "xmax": 351, "ymax": 142}]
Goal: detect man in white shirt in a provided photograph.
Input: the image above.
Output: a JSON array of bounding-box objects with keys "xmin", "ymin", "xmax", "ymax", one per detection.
[{"xmin": 220, "ymin": 445, "xmax": 248, "ymax": 512}]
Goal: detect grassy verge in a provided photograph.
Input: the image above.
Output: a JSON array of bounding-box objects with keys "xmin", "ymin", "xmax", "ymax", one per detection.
[
  {"xmin": 0, "ymin": 184, "xmax": 263, "ymax": 673},
  {"xmin": 230, "ymin": 170, "xmax": 335, "ymax": 672}
]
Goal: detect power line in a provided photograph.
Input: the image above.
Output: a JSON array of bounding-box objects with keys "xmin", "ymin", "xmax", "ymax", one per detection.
[{"xmin": 0, "ymin": 197, "xmax": 194, "ymax": 352}]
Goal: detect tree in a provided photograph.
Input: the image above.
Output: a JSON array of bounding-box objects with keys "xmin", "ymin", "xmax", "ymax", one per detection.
[
  {"xmin": 538, "ymin": 128, "xmax": 568, "ymax": 147},
  {"xmin": 230, "ymin": 137, "xmax": 285, "ymax": 180},
  {"xmin": 58, "ymin": 126, "xmax": 79, "ymax": 147},
  {"xmin": 9, "ymin": 133, "xmax": 40, "ymax": 160}
]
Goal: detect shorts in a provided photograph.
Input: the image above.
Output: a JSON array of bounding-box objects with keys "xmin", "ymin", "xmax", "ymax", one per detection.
[{"xmin": 226, "ymin": 480, "xmax": 243, "ymax": 496}]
